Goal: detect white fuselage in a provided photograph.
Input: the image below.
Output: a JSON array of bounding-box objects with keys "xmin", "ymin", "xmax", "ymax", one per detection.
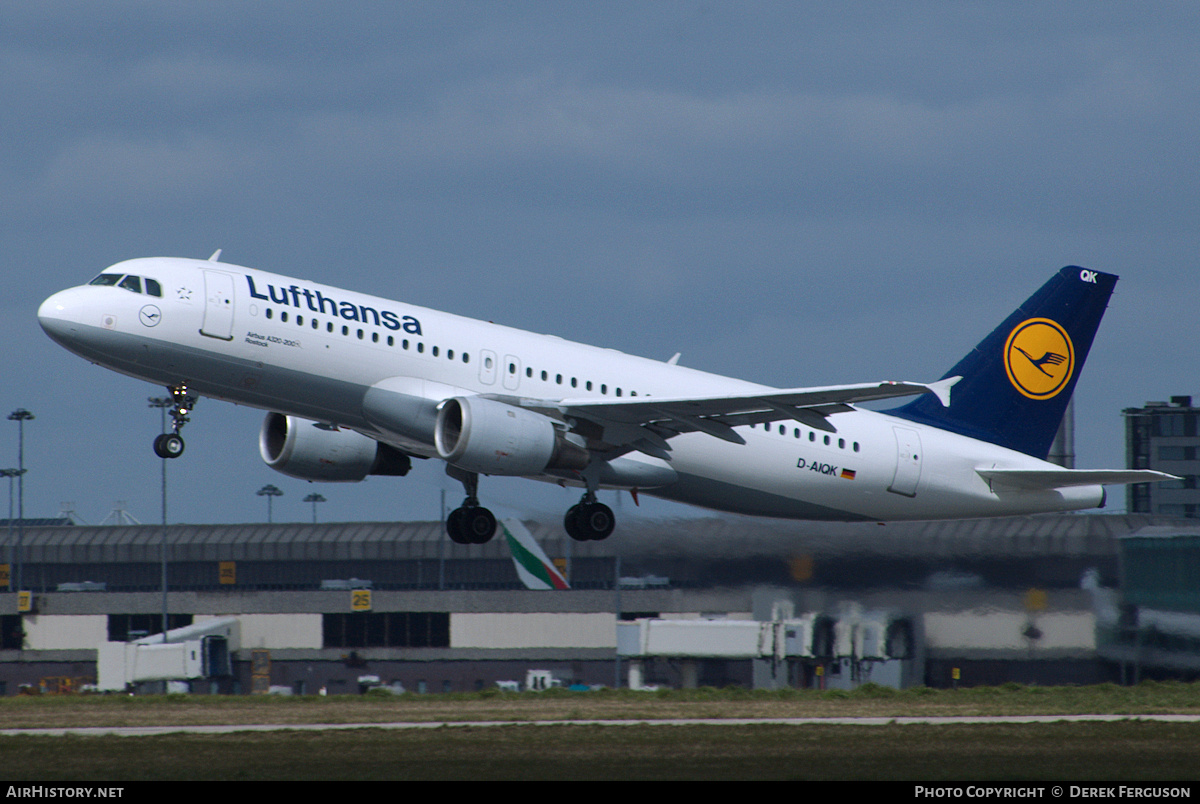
[{"xmin": 37, "ymin": 257, "xmax": 1103, "ymax": 522}]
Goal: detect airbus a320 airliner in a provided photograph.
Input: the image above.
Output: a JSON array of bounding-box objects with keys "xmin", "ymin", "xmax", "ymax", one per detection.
[{"xmin": 38, "ymin": 257, "xmax": 1171, "ymax": 543}]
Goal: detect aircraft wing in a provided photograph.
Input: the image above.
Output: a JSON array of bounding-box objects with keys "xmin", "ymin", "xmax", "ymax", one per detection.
[
  {"xmin": 520, "ymin": 376, "xmax": 960, "ymax": 461},
  {"xmin": 977, "ymin": 468, "xmax": 1180, "ymax": 490}
]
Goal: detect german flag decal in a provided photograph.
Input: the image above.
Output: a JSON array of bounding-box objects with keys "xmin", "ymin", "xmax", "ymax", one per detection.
[{"xmin": 840, "ymin": 468, "xmax": 857, "ymax": 480}]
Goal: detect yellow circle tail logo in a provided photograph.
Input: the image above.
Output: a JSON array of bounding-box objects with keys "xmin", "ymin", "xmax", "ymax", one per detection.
[{"xmin": 1004, "ymin": 318, "xmax": 1074, "ymax": 400}]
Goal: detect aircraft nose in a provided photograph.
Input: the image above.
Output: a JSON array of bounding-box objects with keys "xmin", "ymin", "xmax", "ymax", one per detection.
[{"xmin": 38, "ymin": 289, "xmax": 81, "ymax": 346}]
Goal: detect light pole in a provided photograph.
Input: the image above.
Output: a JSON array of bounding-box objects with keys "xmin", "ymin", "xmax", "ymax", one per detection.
[
  {"xmin": 257, "ymin": 484, "xmax": 283, "ymax": 523},
  {"xmin": 148, "ymin": 397, "xmax": 172, "ymax": 641},
  {"xmin": 303, "ymin": 493, "xmax": 326, "ymax": 524},
  {"xmin": 0, "ymin": 468, "xmax": 24, "ymax": 591},
  {"xmin": 8, "ymin": 409, "xmax": 32, "ymax": 593}
]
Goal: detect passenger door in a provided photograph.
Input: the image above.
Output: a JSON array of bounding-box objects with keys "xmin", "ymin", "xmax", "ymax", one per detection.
[{"xmin": 200, "ymin": 270, "xmax": 235, "ymax": 340}]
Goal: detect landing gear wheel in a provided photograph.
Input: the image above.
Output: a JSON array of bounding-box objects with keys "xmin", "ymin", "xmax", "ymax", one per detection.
[
  {"xmin": 447, "ymin": 505, "xmax": 496, "ymax": 544},
  {"xmin": 565, "ymin": 501, "xmax": 615, "ymax": 541},
  {"xmin": 153, "ymin": 432, "xmax": 185, "ymax": 459},
  {"xmin": 463, "ymin": 506, "xmax": 496, "ymax": 543},
  {"xmin": 446, "ymin": 507, "xmax": 469, "ymax": 544},
  {"xmin": 564, "ymin": 504, "xmax": 582, "ymax": 540}
]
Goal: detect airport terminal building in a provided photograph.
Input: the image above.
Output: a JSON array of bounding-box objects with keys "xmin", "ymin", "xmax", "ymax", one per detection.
[
  {"xmin": 0, "ymin": 512, "xmax": 1192, "ymax": 695},
  {"xmin": 1125, "ymin": 395, "xmax": 1200, "ymax": 518}
]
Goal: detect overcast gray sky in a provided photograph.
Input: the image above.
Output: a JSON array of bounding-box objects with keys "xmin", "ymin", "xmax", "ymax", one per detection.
[{"xmin": 4, "ymin": 2, "xmax": 1198, "ymax": 526}]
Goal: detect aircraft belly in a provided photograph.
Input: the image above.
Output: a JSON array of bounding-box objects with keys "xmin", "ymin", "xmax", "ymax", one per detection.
[
  {"xmin": 55, "ymin": 323, "xmax": 371, "ymax": 427},
  {"xmin": 648, "ymin": 471, "xmax": 871, "ymax": 520},
  {"xmin": 658, "ymin": 432, "xmax": 875, "ymax": 521}
]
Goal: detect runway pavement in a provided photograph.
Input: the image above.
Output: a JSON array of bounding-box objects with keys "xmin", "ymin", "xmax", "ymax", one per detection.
[{"xmin": 5, "ymin": 713, "xmax": 1200, "ymax": 737}]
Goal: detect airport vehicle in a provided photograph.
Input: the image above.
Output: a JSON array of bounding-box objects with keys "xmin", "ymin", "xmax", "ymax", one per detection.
[{"xmin": 38, "ymin": 258, "xmax": 1170, "ymax": 543}]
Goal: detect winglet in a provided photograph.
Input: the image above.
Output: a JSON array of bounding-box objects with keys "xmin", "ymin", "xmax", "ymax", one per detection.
[
  {"xmin": 208, "ymin": 249, "xmax": 223, "ymax": 262},
  {"xmin": 928, "ymin": 376, "xmax": 961, "ymax": 408}
]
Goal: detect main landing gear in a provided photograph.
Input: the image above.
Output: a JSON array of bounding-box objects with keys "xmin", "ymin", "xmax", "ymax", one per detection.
[
  {"xmin": 444, "ymin": 467, "xmax": 497, "ymax": 545},
  {"xmin": 152, "ymin": 384, "xmax": 196, "ymax": 460},
  {"xmin": 564, "ymin": 492, "xmax": 615, "ymax": 542},
  {"xmin": 441, "ymin": 466, "xmax": 617, "ymax": 544}
]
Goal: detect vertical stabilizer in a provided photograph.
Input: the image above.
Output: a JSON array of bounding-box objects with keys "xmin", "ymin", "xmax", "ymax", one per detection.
[{"xmin": 890, "ymin": 266, "xmax": 1116, "ymax": 459}]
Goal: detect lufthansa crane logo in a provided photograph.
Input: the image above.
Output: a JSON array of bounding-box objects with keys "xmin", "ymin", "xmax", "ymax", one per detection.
[
  {"xmin": 1004, "ymin": 318, "xmax": 1074, "ymax": 400},
  {"xmin": 139, "ymin": 304, "xmax": 162, "ymax": 328}
]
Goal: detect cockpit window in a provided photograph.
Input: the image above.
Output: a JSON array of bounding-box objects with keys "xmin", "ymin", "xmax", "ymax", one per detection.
[{"xmin": 88, "ymin": 273, "xmax": 162, "ymax": 297}]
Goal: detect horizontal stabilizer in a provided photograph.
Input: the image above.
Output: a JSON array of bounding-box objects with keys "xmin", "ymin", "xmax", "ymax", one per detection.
[{"xmin": 977, "ymin": 468, "xmax": 1180, "ymax": 491}]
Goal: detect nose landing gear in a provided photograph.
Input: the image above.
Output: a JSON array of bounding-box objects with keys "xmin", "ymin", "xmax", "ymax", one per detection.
[
  {"xmin": 152, "ymin": 384, "xmax": 196, "ymax": 460},
  {"xmin": 152, "ymin": 432, "xmax": 185, "ymax": 459}
]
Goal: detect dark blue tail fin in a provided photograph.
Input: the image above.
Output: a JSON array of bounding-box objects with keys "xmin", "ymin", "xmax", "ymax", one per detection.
[{"xmin": 890, "ymin": 266, "xmax": 1117, "ymax": 459}]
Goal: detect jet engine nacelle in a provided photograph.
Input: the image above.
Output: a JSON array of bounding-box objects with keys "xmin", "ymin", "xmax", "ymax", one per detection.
[
  {"xmin": 260, "ymin": 413, "xmax": 411, "ymax": 482},
  {"xmin": 435, "ymin": 396, "xmax": 589, "ymax": 476}
]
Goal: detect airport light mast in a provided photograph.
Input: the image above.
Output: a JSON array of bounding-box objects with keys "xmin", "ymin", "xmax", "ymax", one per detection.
[
  {"xmin": 257, "ymin": 484, "xmax": 283, "ymax": 524},
  {"xmin": 303, "ymin": 493, "xmax": 326, "ymax": 524},
  {"xmin": 7, "ymin": 409, "xmax": 32, "ymax": 594},
  {"xmin": 0, "ymin": 468, "xmax": 24, "ymax": 591},
  {"xmin": 149, "ymin": 396, "xmax": 172, "ymax": 641}
]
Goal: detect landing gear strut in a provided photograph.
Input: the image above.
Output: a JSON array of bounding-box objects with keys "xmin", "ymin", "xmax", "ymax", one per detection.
[
  {"xmin": 152, "ymin": 384, "xmax": 196, "ymax": 460},
  {"xmin": 445, "ymin": 467, "xmax": 497, "ymax": 544}
]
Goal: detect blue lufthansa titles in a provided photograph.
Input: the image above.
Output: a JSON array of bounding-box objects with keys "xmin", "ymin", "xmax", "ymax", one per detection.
[{"xmin": 246, "ymin": 276, "xmax": 422, "ymax": 334}]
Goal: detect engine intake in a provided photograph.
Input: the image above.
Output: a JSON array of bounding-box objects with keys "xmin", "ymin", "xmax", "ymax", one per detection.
[
  {"xmin": 435, "ymin": 396, "xmax": 588, "ymax": 476},
  {"xmin": 260, "ymin": 413, "xmax": 411, "ymax": 482}
]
